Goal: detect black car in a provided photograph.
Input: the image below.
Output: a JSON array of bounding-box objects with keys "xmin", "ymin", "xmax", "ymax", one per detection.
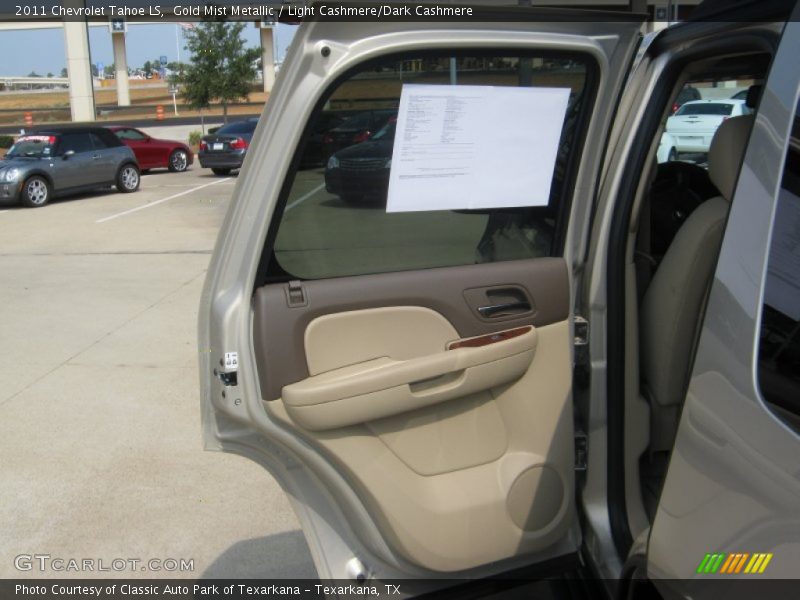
[
  {"xmin": 0, "ymin": 125, "xmax": 140, "ymax": 208},
  {"xmin": 320, "ymin": 109, "xmax": 397, "ymax": 160},
  {"xmin": 671, "ymin": 85, "xmax": 702, "ymax": 113},
  {"xmin": 300, "ymin": 110, "xmax": 359, "ymax": 167},
  {"xmin": 198, "ymin": 118, "xmax": 259, "ymax": 176},
  {"xmin": 324, "ymin": 118, "xmax": 396, "ymax": 203}
]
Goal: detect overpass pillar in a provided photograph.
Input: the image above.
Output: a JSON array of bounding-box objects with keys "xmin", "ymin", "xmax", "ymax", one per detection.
[
  {"xmin": 112, "ymin": 32, "xmax": 130, "ymax": 106},
  {"xmin": 63, "ymin": 18, "xmax": 95, "ymax": 122},
  {"xmin": 260, "ymin": 26, "xmax": 276, "ymax": 94}
]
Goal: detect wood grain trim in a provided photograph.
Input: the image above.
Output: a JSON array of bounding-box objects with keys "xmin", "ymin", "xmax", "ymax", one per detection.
[{"xmin": 447, "ymin": 326, "xmax": 533, "ymax": 350}]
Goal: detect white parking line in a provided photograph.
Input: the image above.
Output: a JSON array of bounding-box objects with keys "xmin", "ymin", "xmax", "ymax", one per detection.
[
  {"xmin": 96, "ymin": 178, "xmax": 231, "ymax": 223},
  {"xmin": 285, "ymin": 183, "xmax": 325, "ymax": 212}
]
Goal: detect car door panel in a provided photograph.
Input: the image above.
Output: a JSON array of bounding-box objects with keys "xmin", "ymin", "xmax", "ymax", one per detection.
[
  {"xmin": 201, "ymin": 14, "xmax": 643, "ymax": 581},
  {"xmin": 254, "ymin": 258, "xmax": 573, "ymax": 572}
]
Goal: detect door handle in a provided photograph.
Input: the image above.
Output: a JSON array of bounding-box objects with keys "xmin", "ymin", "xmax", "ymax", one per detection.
[{"xmin": 477, "ymin": 301, "xmax": 531, "ymax": 318}]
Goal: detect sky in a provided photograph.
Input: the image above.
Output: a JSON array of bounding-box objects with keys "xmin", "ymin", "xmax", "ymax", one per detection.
[{"xmin": 0, "ymin": 22, "xmax": 297, "ymax": 76}]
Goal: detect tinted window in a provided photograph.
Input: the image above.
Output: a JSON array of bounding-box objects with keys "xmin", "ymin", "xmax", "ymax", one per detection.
[
  {"xmin": 115, "ymin": 128, "xmax": 147, "ymax": 140},
  {"xmin": 758, "ymin": 101, "xmax": 800, "ymax": 433},
  {"xmin": 59, "ymin": 133, "xmax": 94, "ymax": 154},
  {"xmin": 266, "ymin": 53, "xmax": 593, "ymax": 281},
  {"xmin": 676, "ymin": 103, "xmax": 734, "ymax": 116},
  {"xmin": 89, "ymin": 133, "xmax": 109, "ymax": 149},
  {"xmin": 217, "ymin": 121, "xmax": 257, "ymax": 135}
]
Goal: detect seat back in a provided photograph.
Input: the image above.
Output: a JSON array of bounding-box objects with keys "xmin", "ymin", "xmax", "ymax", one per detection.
[{"xmin": 641, "ymin": 115, "xmax": 753, "ymax": 450}]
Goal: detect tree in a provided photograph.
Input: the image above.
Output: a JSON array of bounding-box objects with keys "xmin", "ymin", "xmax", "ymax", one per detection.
[
  {"xmin": 60, "ymin": 67, "xmax": 67, "ymax": 78},
  {"xmin": 103, "ymin": 63, "xmax": 115, "ymax": 78},
  {"xmin": 178, "ymin": 20, "xmax": 259, "ymax": 123},
  {"xmin": 143, "ymin": 60, "xmax": 153, "ymax": 77},
  {"xmin": 46, "ymin": 72, "xmax": 53, "ymax": 78},
  {"xmin": 27, "ymin": 71, "xmax": 41, "ymax": 77}
]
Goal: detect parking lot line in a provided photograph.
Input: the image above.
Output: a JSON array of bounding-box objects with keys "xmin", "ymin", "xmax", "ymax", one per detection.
[
  {"xmin": 96, "ymin": 178, "xmax": 231, "ymax": 224},
  {"xmin": 286, "ymin": 184, "xmax": 325, "ymax": 212}
]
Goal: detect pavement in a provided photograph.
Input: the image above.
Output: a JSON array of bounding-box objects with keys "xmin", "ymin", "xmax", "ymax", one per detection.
[{"xmin": 0, "ymin": 163, "xmax": 317, "ymax": 579}]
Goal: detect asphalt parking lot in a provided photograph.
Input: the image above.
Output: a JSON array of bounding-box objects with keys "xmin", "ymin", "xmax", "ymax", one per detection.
[{"xmin": 0, "ymin": 165, "xmax": 317, "ymax": 579}]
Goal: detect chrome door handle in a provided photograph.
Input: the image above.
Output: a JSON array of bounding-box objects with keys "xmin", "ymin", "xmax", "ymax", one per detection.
[{"xmin": 477, "ymin": 301, "xmax": 531, "ymax": 318}]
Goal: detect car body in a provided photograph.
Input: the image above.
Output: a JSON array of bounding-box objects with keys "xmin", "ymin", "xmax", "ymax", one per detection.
[
  {"xmin": 106, "ymin": 126, "xmax": 193, "ymax": 173},
  {"xmin": 199, "ymin": 3, "xmax": 800, "ymax": 598},
  {"xmin": 666, "ymin": 98, "xmax": 750, "ymax": 154},
  {"xmin": 197, "ymin": 118, "xmax": 258, "ymax": 176},
  {"xmin": 324, "ymin": 118, "xmax": 395, "ymax": 202},
  {"xmin": 320, "ymin": 109, "xmax": 397, "ymax": 159},
  {"xmin": 0, "ymin": 125, "xmax": 140, "ymax": 207}
]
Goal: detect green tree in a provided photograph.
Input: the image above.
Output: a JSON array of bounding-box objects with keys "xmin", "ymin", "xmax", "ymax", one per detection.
[
  {"xmin": 143, "ymin": 60, "xmax": 153, "ymax": 77},
  {"xmin": 103, "ymin": 63, "xmax": 115, "ymax": 78},
  {"xmin": 60, "ymin": 67, "xmax": 67, "ymax": 78},
  {"xmin": 178, "ymin": 20, "xmax": 259, "ymax": 123}
]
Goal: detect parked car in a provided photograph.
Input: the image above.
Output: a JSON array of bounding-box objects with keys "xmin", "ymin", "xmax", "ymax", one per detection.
[
  {"xmin": 324, "ymin": 118, "xmax": 395, "ymax": 203},
  {"xmin": 320, "ymin": 109, "xmax": 397, "ymax": 159},
  {"xmin": 666, "ymin": 98, "xmax": 750, "ymax": 155},
  {"xmin": 671, "ymin": 84, "xmax": 702, "ymax": 113},
  {"xmin": 0, "ymin": 125, "xmax": 139, "ymax": 208},
  {"xmin": 198, "ymin": 118, "xmax": 259, "ymax": 176},
  {"xmin": 200, "ymin": 2, "xmax": 800, "ymax": 597},
  {"xmin": 107, "ymin": 126, "xmax": 193, "ymax": 173},
  {"xmin": 300, "ymin": 110, "xmax": 359, "ymax": 167}
]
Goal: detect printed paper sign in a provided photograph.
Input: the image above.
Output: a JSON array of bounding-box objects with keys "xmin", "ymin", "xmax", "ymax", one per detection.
[{"xmin": 386, "ymin": 84, "xmax": 570, "ymax": 212}]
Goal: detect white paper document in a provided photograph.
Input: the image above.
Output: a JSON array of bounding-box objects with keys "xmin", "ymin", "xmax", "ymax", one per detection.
[{"xmin": 386, "ymin": 84, "xmax": 571, "ymax": 213}]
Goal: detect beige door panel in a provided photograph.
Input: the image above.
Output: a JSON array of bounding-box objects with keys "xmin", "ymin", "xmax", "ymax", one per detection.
[
  {"xmin": 283, "ymin": 307, "xmax": 537, "ymax": 431},
  {"xmin": 265, "ymin": 308, "xmax": 574, "ymax": 572}
]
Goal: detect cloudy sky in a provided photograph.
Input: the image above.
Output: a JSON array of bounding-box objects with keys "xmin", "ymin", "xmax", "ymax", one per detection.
[{"xmin": 0, "ymin": 22, "xmax": 297, "ymax": 76}]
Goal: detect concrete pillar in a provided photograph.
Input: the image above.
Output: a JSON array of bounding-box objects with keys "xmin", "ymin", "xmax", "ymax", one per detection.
[
  {"xmin": 62, "ymin": 18, "xmax": 95, "ymax": 122},
  {"xmin": 260, "ymin": 26, "xmax": 276, "ymax": 94},
  {"xmin": 112, "ymin": 31, "xmax": 130, "ymax": 107}
]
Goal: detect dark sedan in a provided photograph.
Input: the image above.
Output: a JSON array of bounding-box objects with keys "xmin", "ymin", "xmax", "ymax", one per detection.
[
  {"xmin": 198, "ymin": 118, "xmax": 259, "ymax": 176},
  {"xmin": 324, "ymin": 118, "xmax": 395, "ymax": 203},
  {"xmin": 107, "ymin": 126, "xmax": 193, "ymax": 173},
  {"xmin": 321, "ymin": 109, "xmax": 397, "ymax": 160}
]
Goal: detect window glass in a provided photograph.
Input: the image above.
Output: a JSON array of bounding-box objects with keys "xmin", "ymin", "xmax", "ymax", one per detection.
[
  {"xmin": 89, "ymin": 133, "xmax": 109, "ymax": 149},
  {"xmin": 115, "ymin": 128, "xmax": 147, "ymax": 140},
  {"xmin": 6, "ymin": 135, "xmax": 55, "ymax": 158},
  {"xmin": 675, "ymin": 102, "xmax": 735, "ymax": 116},
  {"xmin": 269, "ymin": 53, "xmax": 592, "ymax": 280},
  {"xmin": 758, "ymin": 99, "xmax": 800, "ymax": 433},
  {"xmin": 217, "ymin": 121, "xmax": 257, "ymax": 135},
  {"xmin": 59, "ymin": 133, "xmax": 94, "ymax": 154}
]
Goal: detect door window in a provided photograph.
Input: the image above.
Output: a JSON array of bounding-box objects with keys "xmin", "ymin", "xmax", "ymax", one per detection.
[
  {"xmin": 758, "ymin": 99, "xmax": 800, "ymax": 433},
  {"xmin": 58, "ymin": 133, "xmax": 94, "ymax": 155},
  {"xmin": 115, "ymin": 128, "xmax": 147, "ymax": 141},
  {"xmin": 266, "ymin": 52, "xmax": 594, "ymax": 281},
  {"xmin": 89, "ymin": 133, "xmax": 109, "ymax": 149}
]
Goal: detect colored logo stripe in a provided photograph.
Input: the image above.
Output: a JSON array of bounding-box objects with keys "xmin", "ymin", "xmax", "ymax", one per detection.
[{"xmin": 697, "ymin": 552, "xmax": 773, "ymax": 574}]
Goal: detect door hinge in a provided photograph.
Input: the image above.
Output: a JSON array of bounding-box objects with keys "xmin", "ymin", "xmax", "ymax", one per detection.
[
  {"xmin": 573, "ymin": 315, "xmax": 589, "ymax": 366},
  {"xmin": 285, "ymin": 280, "xmax": 308, "ymax": 308},
  {"xmin": 575, "ymin": 430, "xmax": 588, "ymax": 472}
]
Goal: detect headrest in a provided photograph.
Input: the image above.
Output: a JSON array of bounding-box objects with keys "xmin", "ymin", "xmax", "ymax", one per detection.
[
  {"xmin": 708, "ymin": 114, "xmax": 754, "ymax": 202},
  {"xmin": 745, "ymin": 85, "xmax": 762, "ymax": 109}
]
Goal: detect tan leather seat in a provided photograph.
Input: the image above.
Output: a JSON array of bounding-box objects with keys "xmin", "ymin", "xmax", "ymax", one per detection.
[{"xmin": 641, "ymin": 115, "xmax": 754, "ymax": 451}]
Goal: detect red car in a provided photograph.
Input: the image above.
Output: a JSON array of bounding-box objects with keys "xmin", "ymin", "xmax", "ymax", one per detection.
[{"xmin": 106, "ymin": 126, "xmax": 193, "ymax": 172}]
